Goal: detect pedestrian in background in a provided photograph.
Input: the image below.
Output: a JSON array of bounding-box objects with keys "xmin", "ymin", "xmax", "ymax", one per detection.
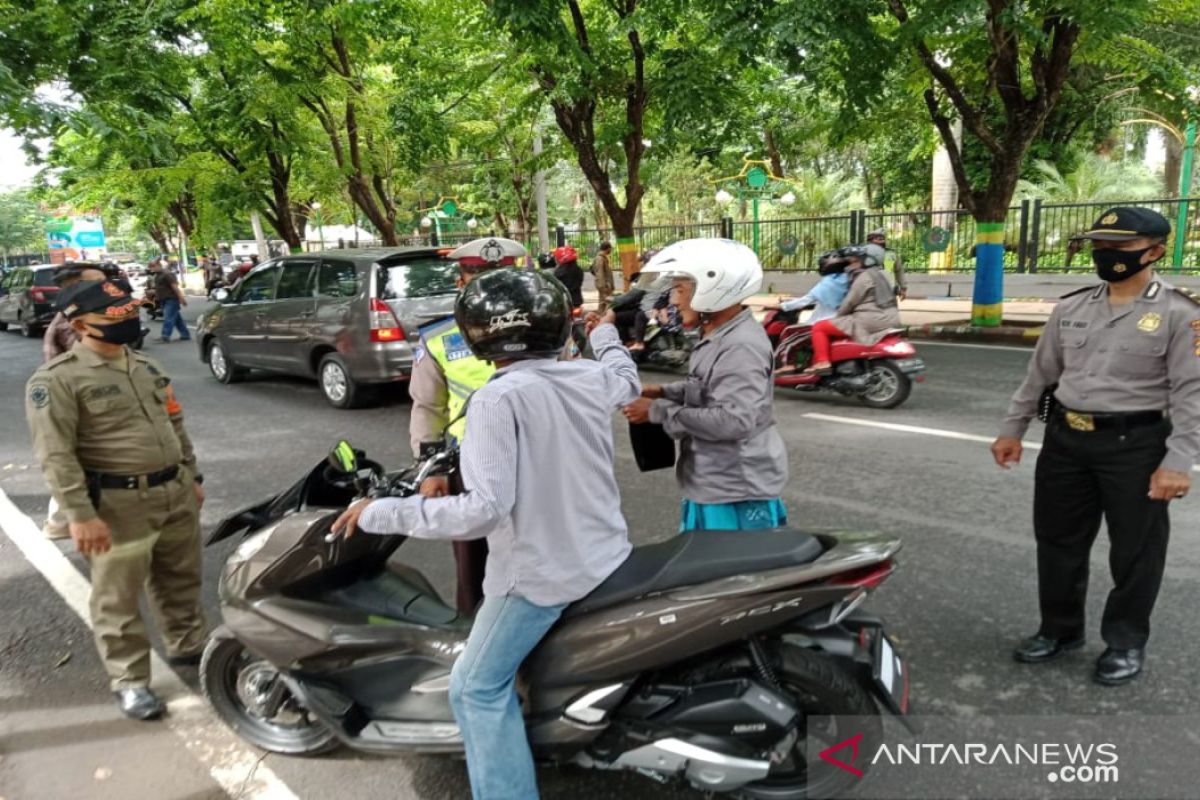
[
  {"xmin": 553, "ymin": 245, "xmax": 585, "ymax": 310},
  {"xmin": 149, "ymin": 259, "xmax": 191, "ymax": 343},
  {"xmin": 993, "ymin": 207, "xmax": 1200, "ymax": 686},
  {"xmin": 27, "ymin": 280, "xmax": 209, "ymax": 719},
  {"xmin": 591, "ymin": 241, "xmax": 615, "ymax": 311},
  {"xmin": 623, "ymin": 239, "xmax": 788, "ymax": 532}
]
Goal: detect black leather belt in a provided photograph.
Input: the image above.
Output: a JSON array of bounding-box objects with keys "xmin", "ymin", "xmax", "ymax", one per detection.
[
  {"xmin": 1056, "ymin": 408, "xmax": 1166, "ymax": 433},
  {"xmin": 90, "ymin": 465, "xmax": 180, "ymax": 490}
]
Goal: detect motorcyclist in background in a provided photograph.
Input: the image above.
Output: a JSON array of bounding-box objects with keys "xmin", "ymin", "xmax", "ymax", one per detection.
[
  {"xmin": 769, "ymin": 249, "xmax": 851, "ymax": 324},
  {"xmin": 552, "ymin": 245, "xmax": 585, "ymax": 310},
  {"xmin": 804, "ymin": 244, "xmax": 901, "ymax": 375}
]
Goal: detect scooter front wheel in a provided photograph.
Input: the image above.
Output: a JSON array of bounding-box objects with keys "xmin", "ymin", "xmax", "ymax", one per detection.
[{"xmin": 200, "ymin": 627, "xmax": 340, "ymax": 755}]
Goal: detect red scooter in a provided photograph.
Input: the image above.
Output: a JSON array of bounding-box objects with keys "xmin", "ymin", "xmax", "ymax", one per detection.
[{"xmin": 764, "ymin": 307, "xmax": 925, "ymax": 408}]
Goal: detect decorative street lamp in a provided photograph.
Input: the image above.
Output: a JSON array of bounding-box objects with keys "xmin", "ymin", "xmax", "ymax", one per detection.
[
  {"xmin": 710, "ymin": 158, "xmax": 799, "ymax": 255},
  {"xmin": 417, "ymin": 197, "xmax": 477, "ymax": 245}
]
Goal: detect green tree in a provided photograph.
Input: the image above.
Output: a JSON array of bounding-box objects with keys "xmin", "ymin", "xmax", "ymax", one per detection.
[{"xmin": 0, "ymin": 190, "xmax": 45, "ymax": 263}]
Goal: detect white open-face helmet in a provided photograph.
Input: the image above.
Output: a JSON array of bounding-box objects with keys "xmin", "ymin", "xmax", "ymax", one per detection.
[{"xmin": 640, "ymin": 238, "xmax": 763, "ymax": 313}]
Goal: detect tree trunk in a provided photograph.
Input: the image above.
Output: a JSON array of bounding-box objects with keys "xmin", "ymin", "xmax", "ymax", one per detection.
[
  {"xmin": 765, "ymin": 128, "xmax": 785, "ymax": 178},
  {"xmin": 1164, "ymin": 133, "xmax": 1183, "ymax": 198}
]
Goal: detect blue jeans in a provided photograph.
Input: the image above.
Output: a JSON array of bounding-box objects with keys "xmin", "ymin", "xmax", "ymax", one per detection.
[
  {"xmin": 449, "ymin": 594, "xmax": 565, "ymax": 800},
  {"xmin": 161, "ymin": 297, "xmax": 190, "ymax": 340}
]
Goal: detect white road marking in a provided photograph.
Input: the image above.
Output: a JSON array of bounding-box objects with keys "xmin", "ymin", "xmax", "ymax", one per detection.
[
  {"xmin": 912, "ymin": 340, "xmax": 1035, "ymax": 353},
  {"xmin": 801, "ymin": 411, "xmax": 1042, "ymax": 451},
  {"xmin": 803, "ymin": 412, "xmax": 1200, "ymax": 474},
  {"xmin": 0, "ymin": 486, "xmax": 300, "ymax": 800}
]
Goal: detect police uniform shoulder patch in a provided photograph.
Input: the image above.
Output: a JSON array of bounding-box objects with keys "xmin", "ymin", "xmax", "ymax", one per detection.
[
  {"xmin": 1173, "ymin": 287, "xmax": 1200, "ymax": 307},
  {"xmin": 1060, "ymin": 285, "xmax": 1099, "ymax": 300},
  {"xmin": 27, "ymin": 383, "xmax": 50, "ymax": 409}
]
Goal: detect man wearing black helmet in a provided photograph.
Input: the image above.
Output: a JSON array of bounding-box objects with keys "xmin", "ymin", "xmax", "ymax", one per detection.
[{"xmin": 330, "ymin": 268, "xmax": 640, "ymax": 799}]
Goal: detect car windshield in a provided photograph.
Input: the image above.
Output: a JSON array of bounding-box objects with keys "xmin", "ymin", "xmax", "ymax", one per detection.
[
  {"xmin": 33, "ymin": 270, "xmax": 57, "ymax": 287},
  {"xmin": 375, "ymin": 257, "xmax": 458, "ymax": 300}
]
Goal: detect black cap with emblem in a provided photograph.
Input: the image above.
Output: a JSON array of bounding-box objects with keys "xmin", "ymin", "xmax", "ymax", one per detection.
[
  {"xmin": 1075, "ymin": 207, "xmax": 1171, "ymax": 242},
  {"xmin": 55, "ymin": 280, "xmax": 141, "ymax": 320}
]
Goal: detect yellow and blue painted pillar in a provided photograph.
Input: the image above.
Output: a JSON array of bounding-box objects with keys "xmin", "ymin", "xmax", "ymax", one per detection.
[{"xmin": 972, "ymin": 221, "xmax": 1004, "ymax": 327}]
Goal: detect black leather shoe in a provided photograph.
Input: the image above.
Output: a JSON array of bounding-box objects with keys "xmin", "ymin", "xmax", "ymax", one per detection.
[
  {"xmin": 1013, "ymin": 633, "xmax": 1085, "ymax": 663},
  {"xmin": 1094, "ymin": 648, "xmax": 1144, "ymax": 686},
  {"xmin": 114, "ymin": 687, "xmax": 165, "ymax": 720}
]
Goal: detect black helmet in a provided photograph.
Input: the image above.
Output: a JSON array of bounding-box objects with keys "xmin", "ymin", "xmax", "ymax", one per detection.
[
  {"xmin": 817, "ymin": 249, "xmax": 848, "ymax": 275},
  {"xmin": 837, "ymin": 244, "xmax": 881, "ymax": 269},
  {"xmin": 454, "ymin": 268, "xmax": 572, "ymax": 362}
]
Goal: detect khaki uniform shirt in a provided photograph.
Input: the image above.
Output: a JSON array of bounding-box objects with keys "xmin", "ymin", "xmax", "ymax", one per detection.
[
  {"xmin": 26, "ymin": 342, "xmax": 198, "ymax": 523},
  {"xmin": 591, "ymin": 252, "xmax": 614, "ymax": 293},
  {"xmin": 999, "ymin": 277, "xmax": 1200, "ymax": 473}
]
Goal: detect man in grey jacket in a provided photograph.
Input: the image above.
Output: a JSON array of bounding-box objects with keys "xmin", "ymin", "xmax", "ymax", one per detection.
[{"xmin": 623, "ymin": 239, "xmax": 788, "ymax": 531}]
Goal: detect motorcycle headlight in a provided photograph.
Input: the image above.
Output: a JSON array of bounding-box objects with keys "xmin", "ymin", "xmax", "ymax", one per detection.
[{"xmin": 228, "ymin": 526, "xmax": 274, "ymax": 566}]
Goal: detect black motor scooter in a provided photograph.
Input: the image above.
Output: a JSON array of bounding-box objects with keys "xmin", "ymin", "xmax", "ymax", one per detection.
[{"xmin": 201, "ymin": 441, "xmax": 912, "ymax": 797}]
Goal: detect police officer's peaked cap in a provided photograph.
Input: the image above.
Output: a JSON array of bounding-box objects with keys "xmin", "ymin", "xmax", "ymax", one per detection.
[
  {"xmin": 1076, "ymin": 207, "xmax": 1171, "ymax": 242},
  {"xmin": 56, "ymin": 280, "xmax": 140, "ymax": 320},
  {"xmin": 449, "ymin": 237, "xmax": 528, "ymax": 269}
]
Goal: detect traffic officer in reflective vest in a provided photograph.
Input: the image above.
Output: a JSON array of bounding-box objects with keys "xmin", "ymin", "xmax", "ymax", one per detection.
[
  {"xmin": 993, "ymin": 207, "xmax": 1200, "ymax": 686},
  {"xmin": 25, "ymin": 280, "xmax": 208, "ymax": 719},
  {"xmin": 409, "ymin": 237, "xmax": 528, "ymax": 614}
]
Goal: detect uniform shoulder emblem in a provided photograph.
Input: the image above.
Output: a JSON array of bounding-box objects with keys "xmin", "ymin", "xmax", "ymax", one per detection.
[
  {"xmin": 1060, "ymin": 285, "xmax": 1099, "ymax": 300},
  {"xmin": 1173, "ymin": 287, "xmax": 1200, "ymax": 307}
]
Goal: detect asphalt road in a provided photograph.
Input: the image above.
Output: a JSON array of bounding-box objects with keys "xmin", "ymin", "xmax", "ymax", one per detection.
[{"xmin": 3, "ymin": 303, "xmax": 1200, "ymax": 799}]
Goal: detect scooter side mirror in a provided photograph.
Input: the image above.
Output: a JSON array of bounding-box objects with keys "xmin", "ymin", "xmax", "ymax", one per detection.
[{"xmin": 328, "ymin": 440, "xmax": 358, "ymax": 474}]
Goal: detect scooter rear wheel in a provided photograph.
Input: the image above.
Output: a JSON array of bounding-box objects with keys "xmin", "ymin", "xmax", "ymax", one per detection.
[
  {"xmin": 200, "ymin": 628, "xmax": 340, "ymax": 755},
  {"xmin": 858, "ymin": 360, "xmax": 912, "ymax": 409},
  {"xmin": 735, "ymin": 644, "xmax": 882, "ymax": 799}
]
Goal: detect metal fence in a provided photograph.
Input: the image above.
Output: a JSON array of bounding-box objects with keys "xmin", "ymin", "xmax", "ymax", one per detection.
[{"xmin": 324, "ymin": 196, "xmax": 1200, "ymax": 274}]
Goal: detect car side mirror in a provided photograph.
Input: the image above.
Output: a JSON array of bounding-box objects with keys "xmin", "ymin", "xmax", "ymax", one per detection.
[
  {"xmin": 212, "ymin": 288, "xmax": 231, "ymax": 303},
  {"xmin": 328, "ymin": 440, "xmax": 358, "ymax": 474}
]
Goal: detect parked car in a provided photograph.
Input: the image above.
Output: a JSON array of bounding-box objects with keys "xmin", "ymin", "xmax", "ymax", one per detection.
[
  {"xmin": 196, "ymin": 248, "xmax": 459, "ymax": 408},
  {"xmin": 0, "ymin": 264, "xmax": 60, "ymax": 338}
]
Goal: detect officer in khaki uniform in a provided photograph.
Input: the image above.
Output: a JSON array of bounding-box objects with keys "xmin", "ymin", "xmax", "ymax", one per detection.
[
  {"xmin": 26, "ymin": 280, "xmax": 208, "ymax": 720},
  {"xmin": 993, "ymin": 207, "xmax": 1200, "ymax": 686},
  {"xmin": 408, "ymin": 237, "xmax": 527, "ymax": 615}
]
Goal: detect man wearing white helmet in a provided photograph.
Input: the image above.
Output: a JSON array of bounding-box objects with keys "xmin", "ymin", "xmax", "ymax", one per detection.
[{"xmin": 623, "ymin": 239, "xmax": 789, "ymax": 531}]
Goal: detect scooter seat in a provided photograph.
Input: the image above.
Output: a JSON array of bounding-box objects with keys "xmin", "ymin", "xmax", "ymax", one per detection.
[{"xmin": 565, "ymin": 528, "xmax": 825, "ymax": 619}]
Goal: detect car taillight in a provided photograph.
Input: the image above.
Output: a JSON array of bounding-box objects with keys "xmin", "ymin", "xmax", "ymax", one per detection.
[{"xmin": 369, "ymin": 297, "xmax": 406, "ymax": 343}]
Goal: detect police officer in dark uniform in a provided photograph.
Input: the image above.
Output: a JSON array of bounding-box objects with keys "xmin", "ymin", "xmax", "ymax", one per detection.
[{"xmin": 993, "ymin": 207, "xmax": 1200, "ymax": 686}]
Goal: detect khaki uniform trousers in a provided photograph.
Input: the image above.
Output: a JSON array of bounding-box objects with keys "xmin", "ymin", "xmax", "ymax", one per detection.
[{"xmin": 88, "ymin": 470, "xmax": 208, "ymax": 690}]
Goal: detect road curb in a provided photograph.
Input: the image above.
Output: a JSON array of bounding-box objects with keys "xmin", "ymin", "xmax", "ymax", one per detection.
[{"xmin": 902, "ymin": 322, "xmax": 1043, "ymax": 347}]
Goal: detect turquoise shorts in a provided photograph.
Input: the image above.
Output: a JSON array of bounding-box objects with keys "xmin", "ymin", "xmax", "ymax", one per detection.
[{"xmin": 680, "ymin": 499, "xmax": 789, "ymax": 532}]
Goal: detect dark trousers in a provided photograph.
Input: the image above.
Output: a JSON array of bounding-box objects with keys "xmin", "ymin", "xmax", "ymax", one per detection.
[
  {"xmin": 453, "ymin": 539, "xmax": 488, "ymax": 616},
  {"xmin": 613, "ymin": 309, "xmax": 649, "ymax": 342},
  {"xmin": 1033, "ymin": 418, "xmax": 1171, "ymax": 649}
]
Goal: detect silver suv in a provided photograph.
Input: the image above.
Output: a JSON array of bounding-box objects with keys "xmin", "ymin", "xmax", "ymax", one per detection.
[{"xmin": 197, "ymin": 248, "xmax": 458, "ymax": 408}]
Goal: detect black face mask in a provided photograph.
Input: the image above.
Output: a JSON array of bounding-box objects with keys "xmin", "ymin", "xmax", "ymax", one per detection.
[
  {"xmin": 1093, "ymin": 246, "xmax": 1156, "ymax": 282},
  {"xmin": 82, "ymin": 317, "xmax": 143, "ymax": 345}
]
